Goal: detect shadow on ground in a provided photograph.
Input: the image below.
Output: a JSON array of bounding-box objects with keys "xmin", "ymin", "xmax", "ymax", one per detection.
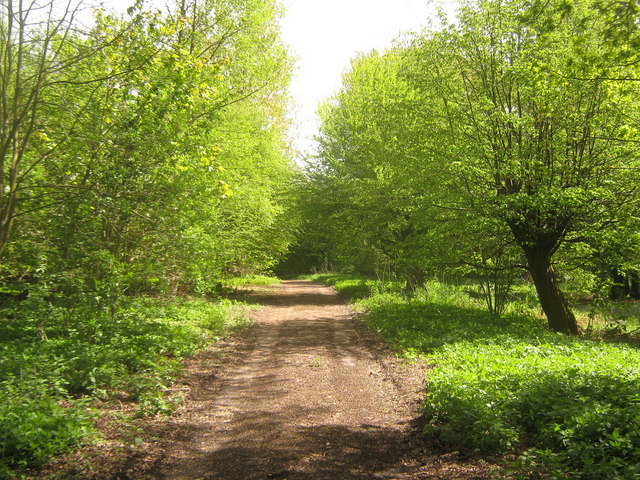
[
  {"xmin": 167, "ymin": 423, "xmax": 424, "ymax": 480},
  {"xmin": 232, "ymin": 281, "xmax": 347, "ymax": 307}
]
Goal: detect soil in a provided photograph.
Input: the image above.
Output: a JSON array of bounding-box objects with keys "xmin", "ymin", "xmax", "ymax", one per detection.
[{"xmin": 39, "ymin": 280, "xmax": 493, "ymax": 479}]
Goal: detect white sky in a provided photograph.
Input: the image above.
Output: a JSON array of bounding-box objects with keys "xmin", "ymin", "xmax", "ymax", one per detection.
[
  {"xmin": 278, "ymin": 0, "xmax": 458, "ymax": 156},
  {"xmin": 101, "ymin": 0, "xmax": 459, "ymax": 156}
]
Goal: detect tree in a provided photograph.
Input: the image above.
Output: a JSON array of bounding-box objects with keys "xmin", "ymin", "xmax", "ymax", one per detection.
[
  {"xmin": 405, "ymin": 0, "xmax": 640, "ymax": 333},
  {"xmin": 0, "ymin": 0, "xmax": 139, "ymax": 261},
  {"xmin": 312, "ymin": 50, "xmax": 442, "ymax": 286},
  {"xmin": 308, "ymin": 0, "xmax": 640, "ymax": 333},
  {"xmin": 1, "ymin": 0, "xmax": 297, "ymax": 296}
]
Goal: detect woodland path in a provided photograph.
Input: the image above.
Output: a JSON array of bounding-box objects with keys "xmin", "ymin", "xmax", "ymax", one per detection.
[{"xmin": 90, "ymin": 280, "xmax": 490, "ymax": 479}]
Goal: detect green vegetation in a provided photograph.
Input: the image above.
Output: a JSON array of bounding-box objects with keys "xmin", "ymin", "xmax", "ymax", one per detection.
[
  {"xmin": 313, "ymin": 273, "xmax": 640, "ymax": 479},
  {"xmin": 0, "ymin": 295, "xmax": 251, "ymax": 477},
  {"xmin": 292, "ymin": 0, "xmax": 640, "ymax": 334},
  {"xmin": 305, "ymin": 273, "xmax": 409, "ymax": 301},
  {"xmin": 304, "ymin": 274, "xmax": 382, "ymax": 300},
  {"xmin": 0, "ymin": 0, "xmax": 294, "ymax": 475},
  {"xmin": 2, "ymin": 0, "xmax": 640, "ymax": 476},
  {"xmin": 1, "ymin": 0, "xmax": 296, "ymax": 294},
  {"xmin": 224, "ymin": 275, "xmax": 281, "ymax": 288}
]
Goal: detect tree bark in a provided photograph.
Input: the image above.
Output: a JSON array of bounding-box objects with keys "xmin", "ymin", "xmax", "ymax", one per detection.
[
  {"xmin": 404, "ymin": 266, "xmax": 427, "ymax": 293},
  {"xmin": 523, "ymin": 247, "xmax": 580, "ymax": 335},
  {"xmin": 629, "ymin": 270, "xmax": 640, "ymax": 300}
]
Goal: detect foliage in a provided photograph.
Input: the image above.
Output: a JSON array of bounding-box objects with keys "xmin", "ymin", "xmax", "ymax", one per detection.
[
  {"xmin": 224, "ymin": 275, "xmax": 281, "ymax": 287},
  {"xmin": 304, "ymin": 273, "xmax": 404, "ymax": 301},
  {"xmin": 0, "ymin": 381, "xmax": 96, "ymax": 477},
  {"xmin": 307, "ymin": 0, "xmax": 640, "ymax": 334},
  {"xmin": 0, "ymin": 293, "xmax": 251, "ymax": 476},
  {"xmin": 305, "ymin": 49, "xmax": 440, "ymax": 284},
  {"xmin": 355, "ymin": 277, "xmax": 640, "ymax": 479},
  {"xmin": 2, "ymin": 0, "xmax": 297, "ymax": 295},
  {"xmin": 0, "ymin": 0, "xmax": 294, "ymax": 474}
]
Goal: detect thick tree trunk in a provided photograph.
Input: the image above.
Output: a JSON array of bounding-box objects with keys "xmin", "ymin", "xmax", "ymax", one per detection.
[{"xmin": 523, "ymin": 248, "xmax": 579, "ymax": 335}]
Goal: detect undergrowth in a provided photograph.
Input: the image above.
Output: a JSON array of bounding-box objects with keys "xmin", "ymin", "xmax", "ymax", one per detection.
[
  {"xmin": 303, "ymin": 273, "xmax": 403, "ymax": 300},
  {"xmin": 224, "ymin": 275, "xmax": 280, "ymax": 287},
  {"xmin": 0, "ymin": 295, "xmax": 251, "ymax": 478},
  {"xmin": 313, "ymin": 273, "xmax": 640, "ymax": 480}
]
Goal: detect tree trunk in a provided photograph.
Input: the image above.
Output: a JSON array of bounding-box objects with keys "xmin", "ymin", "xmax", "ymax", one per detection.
[
  {"xmin": 404, "ymin": 266, "xmax": 427, "ymax": 293},
  {"xmin": 610, "ymin": 270, "xmax": 630, "ymax": 300},
  {"xmin": 523, "ymin": 248, "xmax": 579, "ymax": 335},
  {"xmin": 629, "ymin": 270, "xmax": 640, "ymax": 300}
]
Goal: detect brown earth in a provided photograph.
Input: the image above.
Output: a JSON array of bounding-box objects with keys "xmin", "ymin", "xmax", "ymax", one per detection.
[{"xmin": 41, "ymin": 280, "xmax": 492, "ymax": 479}]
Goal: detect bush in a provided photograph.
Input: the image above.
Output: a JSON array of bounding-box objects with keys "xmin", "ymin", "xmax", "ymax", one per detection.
[{"xmin": 0, "ymin": 379, "xmax": 97, "ymax": 476}]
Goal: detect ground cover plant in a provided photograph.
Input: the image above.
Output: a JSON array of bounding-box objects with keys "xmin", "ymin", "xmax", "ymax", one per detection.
[
  {"xmin": 304, "ymin": 273, "xmax": 403, "ymax": 301},
  {"xmin": 0, "ymin": 295, "xmax": 251, "ymax": 478},
  {"xmin": 224, "ymin": 275, "xmax": 281, "ymax": 288},
  {"xmin": 314, "ymin": 274, "xmax": 640, "ymax": 479}
]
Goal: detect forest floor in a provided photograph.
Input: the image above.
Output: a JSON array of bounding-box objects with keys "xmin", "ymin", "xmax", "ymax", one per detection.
[{"xmin": 39, "ymin": 280, "xmax": 493, "ymax": 479}]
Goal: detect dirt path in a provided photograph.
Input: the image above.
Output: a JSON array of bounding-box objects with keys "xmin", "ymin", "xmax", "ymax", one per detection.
[{"xmin": 94, "ymin": 280, "xmax": 490, "ymax": 479}]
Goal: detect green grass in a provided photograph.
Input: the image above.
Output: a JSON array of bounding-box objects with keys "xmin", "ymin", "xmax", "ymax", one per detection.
[
  {"xmin": 0, "ymin": 294, "xmax": 252, "ymax": 478},
  {"xmin": 223, "ymin": 275, "xmax": 280, "ymax": 287},
  {"xmin": 314, "ymin": 274, "xmax": 640, "ymax": 480},
  {"xmin": 303, "ymin": 273, "xmax": 403, "ymax": 300}
]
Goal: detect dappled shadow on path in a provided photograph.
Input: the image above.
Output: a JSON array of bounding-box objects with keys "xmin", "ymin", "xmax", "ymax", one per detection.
[
  {"xmin": 161, "ymin": 422, "xmax": 424, "ymax": 480},
  {"xmin": 107, "ymin": 280, "xmax": 490, "ymax": 480},
  {"xmin": 233, "ymin": 281, "xmax": 347, "ymax": 307}
]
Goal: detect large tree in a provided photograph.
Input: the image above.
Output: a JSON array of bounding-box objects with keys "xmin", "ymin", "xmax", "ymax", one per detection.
[
  {"xmin": 406, "ymin": 0, "xmax": 640, "ymax": 333},
  {"xmin": 310, "ymin": 0, "xmax": 640, "ymax": 333},
  {"xmin": 2, "ymin": 0, "xmax": 296, "ymax": 293},
  {"xmin": 313, "ymin": 50, "xmax": 444, "ymax": 286}
]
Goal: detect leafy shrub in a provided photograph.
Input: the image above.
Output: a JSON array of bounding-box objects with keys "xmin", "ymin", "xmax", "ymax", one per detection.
[{"xmin": 0, "ymin": 379, "xmax": 97, "ymax": 477}]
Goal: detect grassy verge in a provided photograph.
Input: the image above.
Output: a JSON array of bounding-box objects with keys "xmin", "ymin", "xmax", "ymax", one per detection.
[
  {"xmin": 0, "ymin": 295, "xmax": 252, "ymax": 478},
  {"xmin": 312, "ymin": 274, "xmax": 640, "ymax": 480},
  {"xmin": 223, "ymin": 275, "xmax": 280, "ymax": 288},
  {"xmin": 302, "ymin": 273, "xmax": 403, "ymax": 300}
]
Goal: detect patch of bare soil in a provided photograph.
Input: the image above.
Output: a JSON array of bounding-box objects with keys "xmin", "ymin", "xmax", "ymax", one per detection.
[{"xmin": 40, "ymin": 280, "xmax": 493, "ymax": 479}]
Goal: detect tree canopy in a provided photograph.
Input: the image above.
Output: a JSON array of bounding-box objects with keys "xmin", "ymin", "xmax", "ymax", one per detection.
[
  {"xmin": 0, "ymin": 0, "xmax": 297, "ymax": 296},
  {"xmin": 301, "ymin": 0, "xmax": 640, "ymax": 333}
]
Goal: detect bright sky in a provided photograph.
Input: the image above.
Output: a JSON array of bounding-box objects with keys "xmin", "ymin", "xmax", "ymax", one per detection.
[
  {"xmin": 278, "ymin": 0, "xmax": 458, "ymax": 156},
  {"xmin": 102, "ymin": 0, "xmax": 459, "ymax": 156}
]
